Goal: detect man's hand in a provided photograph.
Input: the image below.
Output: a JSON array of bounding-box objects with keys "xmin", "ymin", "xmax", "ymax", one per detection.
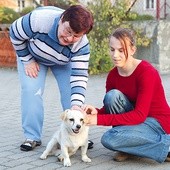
[{"xmin": 24, "ymin": 61, "xmax": 40, "ymax": 78}]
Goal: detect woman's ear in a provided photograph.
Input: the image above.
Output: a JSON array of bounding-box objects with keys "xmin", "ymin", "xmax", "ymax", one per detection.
[{"xmin": 131, "ymin": 46, "xmax": 137, "ymax": 55}]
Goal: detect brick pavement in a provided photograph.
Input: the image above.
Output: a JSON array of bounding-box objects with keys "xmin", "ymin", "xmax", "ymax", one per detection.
[{"xmin": 0, "ymin": 68, "xmax": 170, "ymax": 170}]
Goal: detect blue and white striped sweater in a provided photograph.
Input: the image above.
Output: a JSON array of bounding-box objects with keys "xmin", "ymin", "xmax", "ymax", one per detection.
[{"xmin": 9, "ymin": 6, "xmax": 90, "ymax": 106}]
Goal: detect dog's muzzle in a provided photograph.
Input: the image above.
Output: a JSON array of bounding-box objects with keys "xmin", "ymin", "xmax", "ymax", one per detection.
[{"xmin": 72, "ymin": 125, "xmax": 81, "ymax": 134}]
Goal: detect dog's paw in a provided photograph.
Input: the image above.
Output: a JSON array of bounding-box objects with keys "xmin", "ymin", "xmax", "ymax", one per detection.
[
  {"xmin": 82, "ymin": 155, "xmax": 91, "ymax": 163},
  {"xmin": 57, "ymin": 154, "xmax": 64, "ymax": 162},
  {"xmin": 64, "ymin": 158, "xmax": 71, "ymax": 167},
  {"xmin": 40, "ymin": 153, "xmax": 47, "ymax": 160}
]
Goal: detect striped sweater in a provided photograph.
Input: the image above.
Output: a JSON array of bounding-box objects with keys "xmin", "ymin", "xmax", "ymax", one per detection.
[{"xmin": 9, "ymin": 6, "xmax": 90, "ymax": 107}]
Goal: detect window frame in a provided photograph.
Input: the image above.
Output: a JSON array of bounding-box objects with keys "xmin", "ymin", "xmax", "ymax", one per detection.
[{"xmin": 144, "ymin": 0, "xmax": 156, "ymax": 10}]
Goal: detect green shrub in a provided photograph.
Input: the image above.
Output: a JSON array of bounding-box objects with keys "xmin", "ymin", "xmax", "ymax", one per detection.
[
  {"xmin": 86, "ymin": 0, "xmax": 152, "ymax": 74},
  {"xmin": 135, "ymin": 14, "xmax": 154, "ymax": 20},
  {"xmin": 88, "ymin": 36, "xmax": 113, "ymax": 75},
  {"xmin": 48, "ymin": 0, "xmax": 71, "ymax": 9},
  {"xmin": 0, "ymin": 7, "xmax": 20, "ymax": 24},
  {"xmin": 20, "ymin": 6, "xmax": 35, "ymax": 16},
  {"xmin": 126, "ymin": 12, "xmax": 154, "ymax": 21}
]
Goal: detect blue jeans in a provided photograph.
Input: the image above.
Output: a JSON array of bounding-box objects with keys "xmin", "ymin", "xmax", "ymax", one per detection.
[
  {"xmin": 17, "ymin": 58, "xmax": 71, "ymax": 141},
  {"xmin": 101, "ymin": 89, "xmax": 170, "ymax": 163}
]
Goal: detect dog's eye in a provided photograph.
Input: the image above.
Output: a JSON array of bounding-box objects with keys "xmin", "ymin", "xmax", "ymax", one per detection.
[
  {"xmin": 69, "ymin": 118, "xmax": 74, "ymax": 122},
  {"xmin": 80, "ymin": 118, "xmax": 83, "ymax": 122}
]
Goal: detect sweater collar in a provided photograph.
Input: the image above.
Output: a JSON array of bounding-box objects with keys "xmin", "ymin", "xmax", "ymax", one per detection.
[{"xmin": 48, "ymin": 16, "xmax": 60, "ymax": 43}]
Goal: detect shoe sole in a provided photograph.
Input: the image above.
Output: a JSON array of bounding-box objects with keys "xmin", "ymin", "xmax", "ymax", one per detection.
[
  {"xmin": 88, "ymin": 140, "xmax": 94, "ymax": 149},
  {"xmin": 36, "ymin": 141, "xmax": 42, "ymax": 146},
  {"xmin": 20, "ymin": 141, "xmax": 41, "ymax": 151}
]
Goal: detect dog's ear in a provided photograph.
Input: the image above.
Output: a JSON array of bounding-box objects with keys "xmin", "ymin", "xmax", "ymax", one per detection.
[
  {"xmin": 60, "ymin": 109, "xmax": 70, "ymax": 120},
  {"xmin": 83, "ymin": 116, "xmax": 89, "ymax": 124},
  {"xmin": 60, "ymin": 112, "xmax": 66, "ymax": 120}
]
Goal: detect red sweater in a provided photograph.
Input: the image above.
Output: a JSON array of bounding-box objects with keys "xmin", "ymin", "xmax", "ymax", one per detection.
[{"xmin": 97, "ymin": 60, "xmax": 170, "ymax": 134}]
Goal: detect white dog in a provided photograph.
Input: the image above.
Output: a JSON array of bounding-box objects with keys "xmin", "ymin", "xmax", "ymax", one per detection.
[{"xmin": 40, "ymin": 109, "xmax": 91, "ymax": 167}]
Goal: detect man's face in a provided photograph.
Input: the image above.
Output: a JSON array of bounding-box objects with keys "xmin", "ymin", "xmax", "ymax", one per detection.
[{"xmin": 58, "ymin": 20, "xmax": 84, "ymax": 46}]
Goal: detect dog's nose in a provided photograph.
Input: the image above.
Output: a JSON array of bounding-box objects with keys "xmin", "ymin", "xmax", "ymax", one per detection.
[{"xmin": 76, "ymin": 125, "xmax": 81, "ymax": 129}]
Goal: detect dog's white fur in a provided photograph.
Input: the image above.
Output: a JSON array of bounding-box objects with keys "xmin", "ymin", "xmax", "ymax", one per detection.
[{"xmin": 40, "ymin": 109, "xmax": 91, "ymax": 167}]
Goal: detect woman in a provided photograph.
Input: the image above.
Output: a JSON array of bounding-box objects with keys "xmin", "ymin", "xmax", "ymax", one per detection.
[
  {"xmin": 83, "ymin": 28, "xmax": 170, "ymax": 163},
  {"xmin": 10, "ymin": 5, "xmax": 94, "ymax": 151}
]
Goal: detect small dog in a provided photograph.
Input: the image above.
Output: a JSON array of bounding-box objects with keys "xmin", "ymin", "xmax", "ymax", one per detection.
[{"xmin": 40, "ymin": 109, "xmax": 91, "ymax": 167}]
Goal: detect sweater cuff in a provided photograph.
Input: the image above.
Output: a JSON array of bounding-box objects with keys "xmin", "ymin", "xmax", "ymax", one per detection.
[{"xmin": 97, "ymin": 114, "xmax": 104, "ymax": 125}]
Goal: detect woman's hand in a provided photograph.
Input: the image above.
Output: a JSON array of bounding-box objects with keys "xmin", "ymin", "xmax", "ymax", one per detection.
[
  {"xmin": 81, "ymin": 104, "xmax": 98, "ymax": 126},
  {"xmin": 71, "ymin": 104, "xmax": 98, "ymax": 125},
  {"xmin": 82, "ymin": 104, "xmax": 98, "ymax": 115},
  {"xmin": 24, "ymin": 61, "xmax": 40, "ymax": 78},
  {"xmin": 85, "ymin": 114, "xmax": 97, "ymax": 126}
]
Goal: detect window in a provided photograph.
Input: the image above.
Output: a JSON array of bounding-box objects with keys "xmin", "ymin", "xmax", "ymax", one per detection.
[
  {"xmin": 145, "ymin": 0, "xmax": 156, "ymax": 10},
  {"xmin": 18, "ymin": 0, "xmax": 25, "ymax": 8},
  {"xmin": 22, "ymin": 0, "xmax": 25, "ymax": 8},
  {"xmin": 18, "ymin": 0, "xmax": 20, "ymax": 7}
]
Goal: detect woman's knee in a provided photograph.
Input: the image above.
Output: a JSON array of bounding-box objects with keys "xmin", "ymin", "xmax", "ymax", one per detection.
[
  {"xmin": 101, "ymin": 129, "xmax": 118, "ymax": 150},
  {"xmin": 103, "ymin": 89, "xmax": 123, "ymax": 107}
]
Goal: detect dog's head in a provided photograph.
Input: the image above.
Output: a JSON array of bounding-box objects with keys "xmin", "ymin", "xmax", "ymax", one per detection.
[{"xmin": 60, "ymin": 109, "xmax": 87, "ymax": 134}]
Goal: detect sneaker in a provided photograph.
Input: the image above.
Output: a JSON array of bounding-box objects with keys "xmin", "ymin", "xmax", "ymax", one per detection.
[
  {"xmin": 20, "ymin": 139, "xmax": 42, "ymax": 151},
  {"xmin": 88, "ymin": 140, "xmax": 94, "ymax": 149}
]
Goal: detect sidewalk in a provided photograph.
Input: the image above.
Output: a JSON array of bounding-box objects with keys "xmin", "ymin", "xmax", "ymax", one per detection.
[{"xmin": 0, "ymin": 68, "xmax": 170, "ymax": 170}]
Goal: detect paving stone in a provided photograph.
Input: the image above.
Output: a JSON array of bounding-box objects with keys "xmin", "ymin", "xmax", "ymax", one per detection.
[{"xmin": 0, "ymin": 68, "xmax": 170, "ymax": 170}]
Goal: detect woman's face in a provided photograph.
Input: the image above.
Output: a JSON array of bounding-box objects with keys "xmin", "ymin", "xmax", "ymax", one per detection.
[
  {"xmin": 58, "ymin": 20, "xmax": 84, "ymax": 46},
  {"xmin": 109, "ymin": 36, "xmax": 135, "ymax": 68}
]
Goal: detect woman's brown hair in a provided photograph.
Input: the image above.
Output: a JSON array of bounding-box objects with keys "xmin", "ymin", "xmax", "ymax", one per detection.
[
  {"xmin": 111, "ymin": 28, "xmax": 136, "ymax": 59},
  {"xmin": 61, "ymin": 5, "xmax": 94, "ymax": 34}
]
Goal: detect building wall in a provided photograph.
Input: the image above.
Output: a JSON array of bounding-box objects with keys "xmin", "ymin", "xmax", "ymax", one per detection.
[
  {"xmin": 4, "ymin": 0, "xmax": 170, "ymax": 19},
  {"xmin": 132, "ymin": 0, "xmax": 156, "ymax": 16},
  {"xmin": 14, "ymin": 0, "xmax": 43, "ymax": 12},
  {"xmin": 157, "ymin": 20, "xmax": 170, "ymax": 73},
  {"xmin": 131, "ymin": 0, "xmax": 170, "ymax": 19},
  {"xmin": 134, "ymin": 20, "xmax": 170, "ymax": 74}
]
